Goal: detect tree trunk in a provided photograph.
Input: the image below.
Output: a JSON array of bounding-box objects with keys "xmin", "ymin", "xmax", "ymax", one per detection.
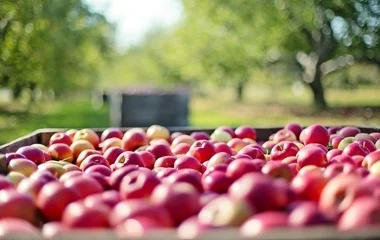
[
  {"xmin": 236, "ymin": 81, "xmax": 245, "ymax": 102},
  {"xmin": 308, "ymin": 66, "xmax": 328, "ymax": 109}
]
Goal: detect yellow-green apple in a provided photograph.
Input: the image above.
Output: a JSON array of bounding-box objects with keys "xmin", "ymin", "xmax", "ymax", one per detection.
[
  {"xmin": 273, "ymin": 129, "xmax": 297, "ymax": 143},
  {"xmin": 337, "ymin": 137, "xmax": 355, "ymax": 150},
  {"xmin": 174, "ymin": 156, "xmax": 201, "ymax": 171},
  {"xmin": 38, "ymin": 161, "xmax": 66, "ymax": 178},
  {"xmin": 270, "ymin": 141, "xmax": 299, "ymax": 161},
  {"xmin": 338, "ymin": 126, "xmax": 361, "ymax": 138},
  {"xmin": 146, "ymin": 125, "xmax": 170, "ymax": 141},
  {"xmin": 8, "ymin": 158, "xmax": 37, "ymax": 177},
  {"xmin": 296, "ymin": 146, "xmax": 327, "ymax": 169},
  {"xmin": 122, "ymin": 129, "xmax": 149, "ymax": 151},
  {"xmin": 73, "ymin": 129, "xmax": 100, "ymax": 148},
  {"xmin": 150, "ymin": 182, "xmax": 201, "ymax": 226},
  {"xmin": 48, "ymin": 143, "xmax": 73, "ymax": 162},
  {"xmin": 338, "ymin": 196, "xmax": 380, "ymax": 231},
  {"xmin": 146, "ymin": 144, "xmax": 173, "ymax": 159},
  {"xmin": 210, "ymin": 130, "xmax": 232, "ymax": 143},
  {"xmin": 216, "ymin": 126, "xmax": 235, "ymax": 138},
  {"xmin": 100, "ymin": 128, "xmax": 123, "ymax": 142},
  {"xmin": 227, "ymin": 138, "xmax": 248, "ymax": 152},
  {"xmin": 202, "ymin": 171, "xmax": 232, "ymax": 193},
  {"xmin": 16, "ymin": 146, "xmax": 46, "ymax": 165},
  {"xmin": 235, "ymin": 125, "xmax": 257, "ymax": 140},
  {"xmin": 6, "ymin": 171, "xmax": 26, "ymax": 187},
  {"xmin": 70, "ymin": 140, "xmax": 95, "ymax": 160},
  {"xmin": 62, "ymin": 163, "xmax": 81, "ymax": 172},
  {"xmin": 198, "ymin": 195, "xmax": 253, "ymax": 227},
  {"xmin": 0, "ymin": 218, "xmax": 40, "ymax": 237},
  {"xmin": 119, "ymin": 170, "xmax": 160, "ymax": 199},
  {"xmin": 289, "ymin": 201, "xmax": 332, "ymax": 227},
  {"xmin": 49, "ymin": 132, "xmax": 73, "ymax": 146},
  {"xmin": 226, "ymin": 159, "xmax": 264, "ymax": 181},
  {"xmin": 62, "ymin": 201, "xmax": 109, "ymax": 228},
  {"xmin": 262, "ymin": 141, "xmax": 276, "ymax": 153},
  {"xmin": 0, "ymin": 189, "xmax": 36, "ymax": 224},
  {"xmin": 300, "ymin": 124, "xmax": 329, "ymax": 146},
  {"xmin": 285, "ymin": 122, "xmax": 303, "ymax": 139},
  {"xmin": 261, "ymin": 161, "xmax": 292, "ymax": 180}
]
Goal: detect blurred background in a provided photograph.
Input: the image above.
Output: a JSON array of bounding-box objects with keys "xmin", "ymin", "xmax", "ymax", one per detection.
[{"xmin": 1, "ymin": 0, "xmax": 380, "ymax": 144}]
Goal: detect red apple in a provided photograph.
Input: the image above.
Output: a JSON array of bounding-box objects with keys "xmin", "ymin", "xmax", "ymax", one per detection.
[
  {"xmin": 37, "ymin": 181, "xmax": 79, "ymax": 221},
  {"xmin": 73, "ymin": 129, "xmax": 100, "ymax": 148},
  {"xmin": 16, "ymin": 146, "xmax": 46, "ymax": 165},
  {"xmin": 165, "ymin": 169, "xmax": 203, "ymax": 193},
  {"xmin": 172, "ymin": 143, "xmax": 191, "ymax": 156},
  {"xmin": 62, "ymin": 201, "xmax": 109, "ymax": 228},
  {"xmin": 84, "ymin": 164, "xmax": 112, "ymax": 176},
  {"xmin": 281, "ymin": 156, "xmax": 297, "ymax": 165},
  {"xmin": 0, "ymin": 218, "xmax": 39, "ymax": 237},
  {"xmin": 273, "ymin": 129, "xmax": 297, "ymax": 143},
  {"xmin": 240, "ymin": 211, "xmax": 288, "ymax": 237},
  {"xmin": 343, "ymin": 142, "xmax": 370, "ymax": 157},
  {"xmin": 362, "ymin": 150, "xmax": 380, "ymax": 169},
  {"xmin": 328, "ymin": 126, "xmax": 341, "ymax": 135},
  {"xmin": 270, "ymin": 141, "xmax": 299, "ymax": 161},
  {"xmin": 235, "ymin": 125, "xmax": 257, "ymax": 140},
  {"xmin": 300, "ymin": 124, "xmax": 329, "ymax": 146},
  {"xmin": 227, "ymin": 138, "xmax": 248, "ymax": 152},
  {"xmin": 60, "ymin": 171, "xmax": 83, "ymax": 182},
  {"xmin": 101, "ymin": 128, "xmax": 123, "ymax": 142},
  {"xmin": 66, "ymin": 129, "xmax": 78, "ymax": 140},
  {"xmin": 122, "ymin": 129, "xmax": 149, "ymax": 151},
  {"xmin": 146, "ymin": 125, "xmax": 170, "ymax": 141},
  {"xmin": 324, "ymin": 163, "xmax": 355, "ymax": 179},
  {"xmin": 155, "ymin": 168, "xmax": 177, "ymax": 179},
  {"xmin": 84, "ymin": 190, "xmax": 121, "ymax": 209},
  {"xmin": 48, "ymin": 143, "xmax": 74, "ymax": 162},
  {"xmin": 146, "ymin": 144, "xmax": 173, "ymax": 159},
  {"xmin": 190, "ymin": 131, "xmax": 210, "ymax": 141},
  {"xmin": 113, "ymin": 151, "xmax": 145, "ymax": 170},
  {"xmin": 329, "ymin": 154, "xmax": 355, "ymax": 166},
  {"xmin": 49, "ymin": 132, "xmax": 73, "ymax": 146},
  {"xmin": 187, "ymin": 140, "xmax": 216, "ymax": 163},
  {"xmin": 70, "ymin": 140, "xmax": 96, "ymax": 160},
  {"xmin": 213, "ymin": 142, "xmax": 233, "ymax": 155},
  {"xmin": 171, "ymin": 135, "xmax": 196, "ymax": 147},
  {"xmin": 355, "ymin": 138, "xmax": 376, "ymax": 153},
  {"xmin": 154, "ymin": 156, "xmax": 177, "ymax": 168},
  {"xmin": 226, "ymin": 159, "xmax": 264, "ymax": 181},
  {"xmin": 63, "ymin": 163, "xmax": 81, "ymax": 172},
  {"xmin": 370, "ymin": 132, "xmax": 380, "ymax": 142},
  {"xmin": 237, "ymin": 146, "xmax": 266, "ymax": 160},
  {"xmin": 150, "ymin": 182, "xmax": 201, "ymax": 226},
  {"xmin": 174, "ymin": 156, "xmax": 201, "ymax": 171},
  {"xmin": 338, "ymin": 126, "xmax": 361, "ymax": 138},
  {"xmin": 355, "ymin": 133, "xmax": 376, "ymax": 143},
  {"xmin": 103, "ymin": 147, "xmax": 124, "ymax": 165},
  {"xmin": 0, "ymin": 176, "xmax": 14, "ymax": 190},
  {"xmin": 119, "ymin": 170, "xmax": 160, "ymax": 199},
  {"xmin": 261, "ymin": 161, "xmax": 292, "ymax": 180},
  {"xmin": 207, "ymin": 152, "xmax": 233, "ymax": 169},
  {"xmin": 0, "ymin": 189, "xmax": 36, "ymax": 224},
  {"xmin": 109, "ymin": 165, "xmax": 139, "ymax": 190},
  {"xmin": 202, "ymin": 171, "xmax": 232, "ymax": 193},
  {"xmin": 297, "ymin": 146, "xmax": 327, "ymax": 169},
  {"xmin": 289, "ymin": 201, "xmax": 332, "ymax": 227},
  {"xmin": 330, "ymin": 135, "xmax": 344, "ymax": 149},
  {"xmin": 99, "ymin": 137, "xmax": 122, "ymax": 152},
  {"xmin": 79, "ymin": 154, "xmax": 110, "ymax": 171},
  {"xmin": 302, "ymin": 143, "xmax": 328, "ymax": 153},
  {"xmin": 291, "ymin": 172, "xmax": 328, "ymax": 202},
  {"xmin": 17, "ymin": 175, "xmax": 53, "ymax": 203},
  {"xmin": 285, "ymin": 123, "xmax": 303, "ymax": 139},
  {"xmin": 326, "ymin": 149, "xmax": 343, "ymax": 161},
  {"xmin": 64, "ymin": 175, "xmax": 103, "ymax": 199},
  {"xmin": 203, "ymin": 164, "xmax": 228, "ymax": 179},
  {"xmin": 8, "ymin": 158, "xmax": 37, "ymax": 177}
]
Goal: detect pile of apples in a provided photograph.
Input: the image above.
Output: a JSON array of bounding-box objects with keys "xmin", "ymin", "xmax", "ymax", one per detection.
[{"xmin": 1, "ymin": 124, "xmax": 380, "ymax": 238}]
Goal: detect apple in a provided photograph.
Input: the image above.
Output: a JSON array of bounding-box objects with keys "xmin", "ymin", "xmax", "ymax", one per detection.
[
  {"xmin": 79, "ymin": 154, "xmax": 110, "ymax": 171},
  {"xmin": 207, "ymin": 152, "xmax": 233, "ymax": 169},
  {"xmin": 281, "ymin": 156, "xmax": 297, "ymax": 165},
  {"xmin": 103, "ymin": 147, "xmax": 124, "ymax": 165},
  {"xmin": 165, "ymin": 169, "xmax": 203, "ymax": 193},
  {"xmin": 273, "ymin": 129, "xmax": 297, "ymax": 143},
  {"xmin": 64, "ymin": 175, "xmax": 103, "ymax": 199},
  {"xmin": 203, "ymin": 164, "xmax": 228, "ymax": 179},
  {"xmin": 16, "ymin": 146, "xmax": 46, "ymax": 165},
  {"xmin": 115, "ymin": 216, "xmax": 165, "ymax": 238},
  {"xmin": 0, "ymin": 218, "xmax": 39, "ymax": 237},
  {"xmin": 70, "ymin": 140, "xmax": 95, "ymax": 160},
  {"xmin": 261, "ymin": 161, "xmax": 292, "ymax": 180},
  {"xmin": 190, "ymin": 131, "xmax": 210, "ymax": 141},
  {"xmin": 210, "ymin": 130, "xmax": 232, "ymax": 143},
  {"xmin": 0, "ymin": 189, "xmax": 36, "ymax": 224},
  {"xmin": 328, "ymin": 126, "xmax": 341, "ymax": 135},
  {"xmin": 338, "ymin": 196, "xmax": 380, "ymax": 231},
  {"xmin": 63, "ymin": 163, "xmax": 81, "ymax": 172},
  {"xmin": 146, "ymin": 125, "xmax": 170, "ymax": 141},
  {"xmin": 326, "ymin": 149, "xmax": 343, "ymax": 161},
  {"xmin": 109, "ymin": 165, "xmax": 139, "ymax": 190},
  {"xmin": 300, "ymin": 124, "xmax": 329, "ymax": 146},
  {"xmin": 0, "ymin": 176, "xmax": 14, "ymax": 190},
  {"xmin": 30, "ymin": 144, "xmax": 49, "ymax": 153},
  {"xmin": 113, "ymin": 151, "xmax": 145, "ymax": 170},
  {"xmin": 155, "ymin": 168, "xmax": 177, "ymax": 179},
  {"xmin": 119, "ymin": 170, "xmax": 160, "ymax": 199},
  {"xmin": 121, "ymin": 129, "xmax": 149, "ymax": 151},
  {"xmin": 37, "ymin": 181, "xmax": 79, "ymax": 221},
  {"xmin": 289, "ymin": 201, "xmax": 332, "ymax": 227},
  {"xmin": 235, "ymin": 125, "xmax": 257, "ymax": 140},
  {"xmin": 59, "ymin": 171, "xmax": 82, "ymax": 182},
  {"xmin": 199, "ymin": 192, "xmax": 220, "ymax": 208},
  {"xmin": 270, "ymin": 141, "xmax": 299, "ymax": 161},
  {"xmin": 187, "ymin": 140, "xmax": 216, "ymax": 163},
  {"xmin": 288, "ymin": 163, "xmax": 298, "ymax": 177},
  {"xmin": 324, "ymin": 163, "xmax": 355, "ymax": 179},
  {"xmin": 284, "ymin": 122, "xmax": 303, "ymax": 139},
  {"xmin": 48, "ymin": 143, "xmax": 74, "ymax": 162},
  {"xmin": 202, "ymin": 171, "xmax": 232, "ymax": 193},
  {"xmin": 65, "ymin": 129, "xmax": 78, "ymax": 140},
  {"xmin": 38, "ymin": 161, "xmax": 67, "ymax": 178},
  {"xmin": 362, "ymin": 150, "xmax": 380, "ymax": 169},
  {"xmin": 262, "ymin": 141, "xmax": 276, "ymax": 153},
  {"xmin": 84, "ymin": 164, "xmax": 112, "ymax": 176},
  {"xmin": 337, "ymin": 137, "xmax": 355, "ymax": 150},
  {"xmin": 170, "ymin": 131, "xmax": 184, "ymax": 142},
  {"xmin": 226, "ymin": 159, "xmax": 264, "ymax": 181},
  {"xmin": 171, "ymin": 135, "xmax": 196, "ymax": 147},
  {"xmin": 228, "ymin": 173, "xmax": 287, "ymax": 212},
  {"xmin": 172, "ymin": 143, "xmax": 191, "ymax": 156},
  {"xmin": 101, "ymin": 128, "xmax": 123, "ymax": 142},
  {"xmin": 177, "ymin": 216, "xmax": 214, "ymax": 239},
  {"xmin": 62, "ymin": 201, "xmax": 109, "ymax": 228},
  {"xmin": 343, "ymin": 142, "xmax": 370, "ymax": 157},
  {"xmin": 237, "ymin": 146, "xmax": 266, "ymax": 160},
  {"xmin": 99, "ymin": 137, "xmax": 122, "ymax": 153},
  {"xmin": 73, "ymin": 129, "xmax": 100, "ymax": 148},
  {"xmin": 84, "ymin": 190, "xmax": 121, "ymax": 209},
  {"xmin": 355, "ymin": 133, "xmax": 376, "ymax": 143},
  {"xmin": 146, "ymin": 144, "xmax": 173, "ymax": 159},
  {"xmin": 356, "ymin": 167, "xmax": 370, "ymax": 177},
  {"xmin": 109, "ymin": 199, "xmax": 173, "ymax": 228},
  {"xmin": 17, "ymin": 176, "xmax": 52, "ymax": 203},
  {"xmin": 49, "ymin": 132, "xmax": 73, "ymax": 146},
  {"xmin": 243, "ymin": 138, "xmax": 257, "ymax": 144},
  {"xmin": 8, "ymin": 158, "xmax": 37, "ymax": 177},
  {"xmin": 329, "ymin": 154, "xmax": 355, "ymax": 166},
  {"xmin": 4, "ymin": 153, "xmax": 26, "ymax": 165},
  {"xmin": 369, "ymin": 160, "xmax": 380, "ymax": 176},
  {"xmin": 302, "ymin": 143, "xmax": 328, "ymax": 153},
  {"xmin": 42, "ymin": 222, "xmax": 66, "ymax": 239},
  {"xmin": 30, "ymin": 170, "xmax": 57, "ymax": 182},
  {"xmin": 241, "ymin": 211, "xmax": 288, "ymax": 237},
  {"xmin": 213, "ymin": 142, "xmax": 233, "ymax": 155},
  {"xmin": 291, "ymin": 172, "xmax": 328, "ymax": 202},
  {"xmin": 154, "ymin": 156, "xmax": 177, "ymax": 168},
  {"xmin": 376, "ymin": 139, "xmax": 380, "ymax": 149},
  {"xmin": 338, "ymin": 126, "xmax": 361, "ymax": 138},
  {"xmin": 174, "ymin": 156, "xmax": 201, "ymax": 171},
  {"xmin": 355, "ymin": 138, "xmax": 377, "ymax": 152},
  {"xmin": 227, "ymin": 138, "xmax": 248, "ymax": 152},
  {"xmin": 216, "ymin": 126, "xmax": 235, "ymax": 138},
  {"xmin": 330, "ymin": 135, "xmax": 344, "ymax": 149},
  {"xmin": 297, "ymin": 165, "xmax": 323, "ymax": 176},
  {"xmin": 297, "ymin": 146, "xmax": 327, "ymax": 169},
  {"xmin": 370, "ymin": 132, "xmax": 380, "ymax": 142},
  {"xmin": 6, "ymin": 171, "xmax": 26, "ymax": 187}
]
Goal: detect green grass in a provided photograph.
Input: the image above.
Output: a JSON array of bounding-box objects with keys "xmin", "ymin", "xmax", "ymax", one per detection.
[{"xmin": 0, "ymin": 86, "xmax": 379, "ymax": 145}]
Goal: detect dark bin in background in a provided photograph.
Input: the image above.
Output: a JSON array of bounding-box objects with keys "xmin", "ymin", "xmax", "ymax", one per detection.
[{"xmin": 108, "ymin": 88, "xmax": 190, "ymax": 128}]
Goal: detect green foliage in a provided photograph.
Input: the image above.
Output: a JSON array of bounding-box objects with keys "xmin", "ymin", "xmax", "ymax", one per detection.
[{"xmin": 0, "ymin": 0, "xmax": 114, "ymax": 99}]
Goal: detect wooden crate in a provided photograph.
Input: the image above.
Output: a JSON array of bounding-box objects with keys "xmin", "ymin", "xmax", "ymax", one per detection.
[{"xmin": 0, "ymin": 126, "xmax": 380, "ymax": 240}]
